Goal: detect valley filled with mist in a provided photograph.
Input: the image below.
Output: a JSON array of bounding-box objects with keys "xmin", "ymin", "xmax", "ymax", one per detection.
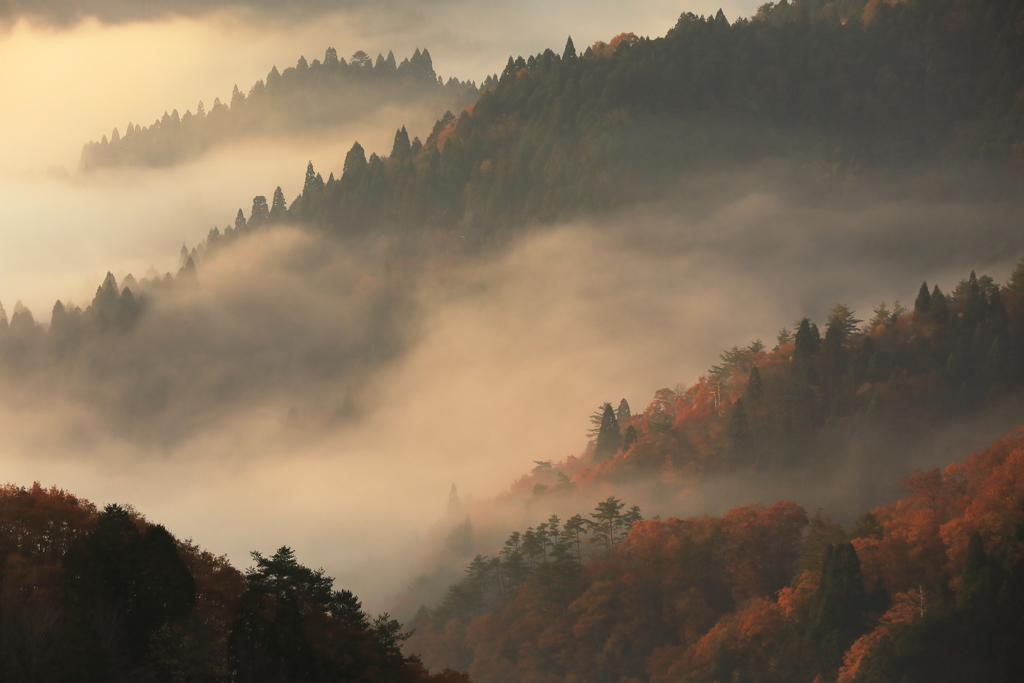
[{"xmin": 1, "ymin": 0, "xmax": 1023, "ymax": 681}]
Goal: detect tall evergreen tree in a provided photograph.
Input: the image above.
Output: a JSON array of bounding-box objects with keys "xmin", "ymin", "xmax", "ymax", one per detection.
[
  {"xmin": 563, "ymin": 36, "xmax": 577, "ymax": 60},
  {"xmin": 593, "ymin": 404, "xmax": 621, "ymax": 461},
  {"xmin": 249, "ymin": 196, "xmax": 270, "ymax": 227},
  {"xmin": 616, "ymin": 398, "xmax": 631, "ymax": 421},
  {"xmin": 343, "ymin": 142, "xmax": 367, "ymax": 179},
  {"xmin": 914, "ymin": 282, "xmax": 931, "ymax": 313},
  {"xmin": 794, "ymin": 318, "xmax": 820, "ymax": 361},
  {"xmin": 1007, "ymin": 256, "xmax": 1024, "ymax": 292},
  {"xmin": 929, "ymin": 285, "xmax": 949, "ymax": 324},
  {"xmin": 808, "ymin": 542, "xmax": 868, "ymax": 675},
  {"xmin": 270, "ymin": 186, "xmax": 287, "ymax": 221},
  {"xmin": 391, "ymin": 126, "xmax": 411, "ymax": 159}
]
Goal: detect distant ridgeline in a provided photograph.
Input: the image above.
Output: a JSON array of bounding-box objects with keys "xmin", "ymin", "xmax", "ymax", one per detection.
[
  {"xmin": 213, "ymin": 0, "xmax": 1024, "ymax": 248},
  {"xmin": 78, "ymin": 47, "xmax": 483, "ymax": 170}
]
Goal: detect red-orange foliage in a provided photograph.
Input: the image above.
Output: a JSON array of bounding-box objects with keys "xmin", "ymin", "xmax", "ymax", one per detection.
[
  {"xmin": 410, "ymin": 428, "xmax": 1024, "ymax": 682},
  {"xmin": 855, "ymin": 428, "xmax": 1024, "ymax": 595}
]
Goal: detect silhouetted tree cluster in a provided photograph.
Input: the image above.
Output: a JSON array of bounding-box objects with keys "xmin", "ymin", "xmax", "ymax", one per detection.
[
  {"xmin": 430, "ymin": 497, "xmax": 643, "ymax": 627},
  {"xmin": 79, "ymin": 47, "xmax": 479, "ymax": 170},
  {"xmin": 0, "ymin": 484, "xmax": 468, "ymax": 682}
]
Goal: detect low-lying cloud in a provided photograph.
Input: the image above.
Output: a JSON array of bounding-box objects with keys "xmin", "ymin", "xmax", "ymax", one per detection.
[{"xmin": 2, "ymin": 162, "xmax": 1023, "ymax": 614}]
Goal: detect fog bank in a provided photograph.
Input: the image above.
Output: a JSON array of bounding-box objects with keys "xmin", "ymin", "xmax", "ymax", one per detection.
[{"xmin": 1, "ymin": 165, "xmax": 1022, "ymax": 611}]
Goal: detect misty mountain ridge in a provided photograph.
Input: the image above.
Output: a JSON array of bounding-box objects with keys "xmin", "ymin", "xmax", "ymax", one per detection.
[
  {"xmin": 2, "ymin": 1, "xmax": 1024, "ymax": 680},
  {"xmin": 199, "ymin": 0, "xmax": 1024, "ymax": 250},
  {"xmin": 79, "ymin": 45, "xmax": 482, "ymax": 171},
  {"xmin": 2, "ymin": 261, "xmax": 1024, "ymax": 680}
]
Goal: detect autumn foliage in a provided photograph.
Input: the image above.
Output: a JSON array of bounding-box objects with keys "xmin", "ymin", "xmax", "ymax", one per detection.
[
  {"xmin": 0, "ymin": 484, "xmax": 460, "ymax": 682},
  {"xmin": 407, "ymin": 431, "xmax": 1024, "ymax": 682}
]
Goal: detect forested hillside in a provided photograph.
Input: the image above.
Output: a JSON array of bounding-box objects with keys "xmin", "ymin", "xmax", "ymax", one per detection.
[
  {"xmin": 508, "ymin": 261, "xmax": 1024, "ymax": 503},
  {"xmin": 211, "ymin": 0, "xmax": 1024, "ymax": 248},
  {"xmin": 398, "ymin": 258, "xmax": 1024, "ymax": 681},
  {"xmin": 406, "ymin": 429, "xmax": 1024, "ymax": 682},
  {"xmin": 0, "ymin": 484, "xmax": 469, "ymax": 682},
  {"xmin": 79, "ymin": 47, "xmax": 481, "ymax": 170}
]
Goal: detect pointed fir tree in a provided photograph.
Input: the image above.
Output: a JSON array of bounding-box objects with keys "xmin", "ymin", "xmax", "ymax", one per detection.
[
  {"xmin": 270, "ymin": 186, "xmax": 287, "ymax": 221},
  {"xmin": 616, "ymin": 398, "xmax": 631, "ymax": 421},
  {"xmin": 563, "ymin": 36, "xmax": 577, "ymax": 60},
  {"xmin": 593, "ymin": 404, "xmax": 621, "ymax": 462},
  {"xmin": 914, "ymin": 282, "xmax": 931, "ymax": 313},
  {"xmin": 808, "ymin": 543, "xmax": 868, "ymax": 675},
  {"xmin": 343, "ymin": 142, "xmax": 367, "ymax": 179},
  {"xmin": 1006, "ymin": 256, "xmax": 1024, "ymax": 292},
  {"xmin": 794, "ymin": 317, "xmax": 820, "ymax": 361},
  {"xmin": 391, "ymin": 126, "xmax": 411, "ymax": 159}
]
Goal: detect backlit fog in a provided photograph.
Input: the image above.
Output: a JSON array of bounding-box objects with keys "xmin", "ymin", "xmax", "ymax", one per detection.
[{"xmin": 1, "ymin": 0, "xmax": 1023, "ymax": 614}]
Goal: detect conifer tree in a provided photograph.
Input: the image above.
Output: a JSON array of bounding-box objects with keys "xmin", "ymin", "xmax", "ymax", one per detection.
[
  {"xmin": 616, "ymin": 398, "xmax": 631, "ymax": 421},
  {"xmin": 593, "ymin": 403, "xmax": 621, "ymax": 461},
  {"xmin": 343, "ymin": 142, "xmax": 367, "ymax": 179},
  {"xmin": 391, "ymin": 126, "xmax": 411, "ymax": 159},
  {"xmin": 563, "ymin": 36, "xmax": 577, "ymax": 60},
  {"xmin": 1006, "ymin": 256, "xmax": 1024, "ymax": 292},
  {"xmin": 794, "ymin": 318, "xmax": 820, "ymax": 360},
  {"xmin": 808, "ymin": 543, "xmax": 868, "ymax": 675},
  {"xmin": 914, "ymin": 282, "xmax": 931, "ymax": 313},
  {"xmin": 303, "ymin": 161, "xmax": 323, "ymax": 196},
  {"xmin": 929, "ymin": 285, "xmax": 949, "ymax": 323},
  {"xmin": 270, "ymin": 186, "xmax": 287, "ymax": 221},
  {"xmin": 249, "ymin": 195, "xmax": 270, "ymax": 227},
  {"xmin": 590, "ymin": 496, "xmax": 626, "ymax": 554}
]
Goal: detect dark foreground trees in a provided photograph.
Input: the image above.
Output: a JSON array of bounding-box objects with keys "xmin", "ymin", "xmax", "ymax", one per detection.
[{"xmin": 0, "ymin": 486, "xmax": 464, "ymax": 682}]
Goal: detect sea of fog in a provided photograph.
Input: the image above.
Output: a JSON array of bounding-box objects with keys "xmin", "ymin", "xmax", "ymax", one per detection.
[{"xmin": 1, "ymin": 3, "xmax": 1023, "ymax": 615}]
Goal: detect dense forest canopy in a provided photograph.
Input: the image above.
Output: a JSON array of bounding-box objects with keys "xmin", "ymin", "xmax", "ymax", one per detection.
[
  {"xmin": 406, "ymin": 428, "xmax": 1024, "ymax": 682},
  {"xmin": 79, "ymin": 46, "xmax": 482, "ymax": 171},
  {"xmin": 0, "ymin": 483, "xmax": 470, "ymax": 682},
  {"xmin": 197, "ymin": 0, "xmax": 1024, "ymax": 251},
  {"xmin": 504, "ymin": 264, "xmax": 1024, "ymax": 506}
]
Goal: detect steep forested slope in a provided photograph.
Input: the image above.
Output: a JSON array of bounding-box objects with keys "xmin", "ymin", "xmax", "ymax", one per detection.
[
  {"xmin": 401, "ymin": 258, "xmax": 1024, "ymax": 682},
  {"xmin": 509, "ymin": 264, "xmax": 1024, "ymax": 501},
  {"xmin": 405, "ymin": 429, "xmax": 1024, "ymax": 682},
  {"xmin": 222, "ymin": 0, "xmax": 1024, "ymax": 248}
]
